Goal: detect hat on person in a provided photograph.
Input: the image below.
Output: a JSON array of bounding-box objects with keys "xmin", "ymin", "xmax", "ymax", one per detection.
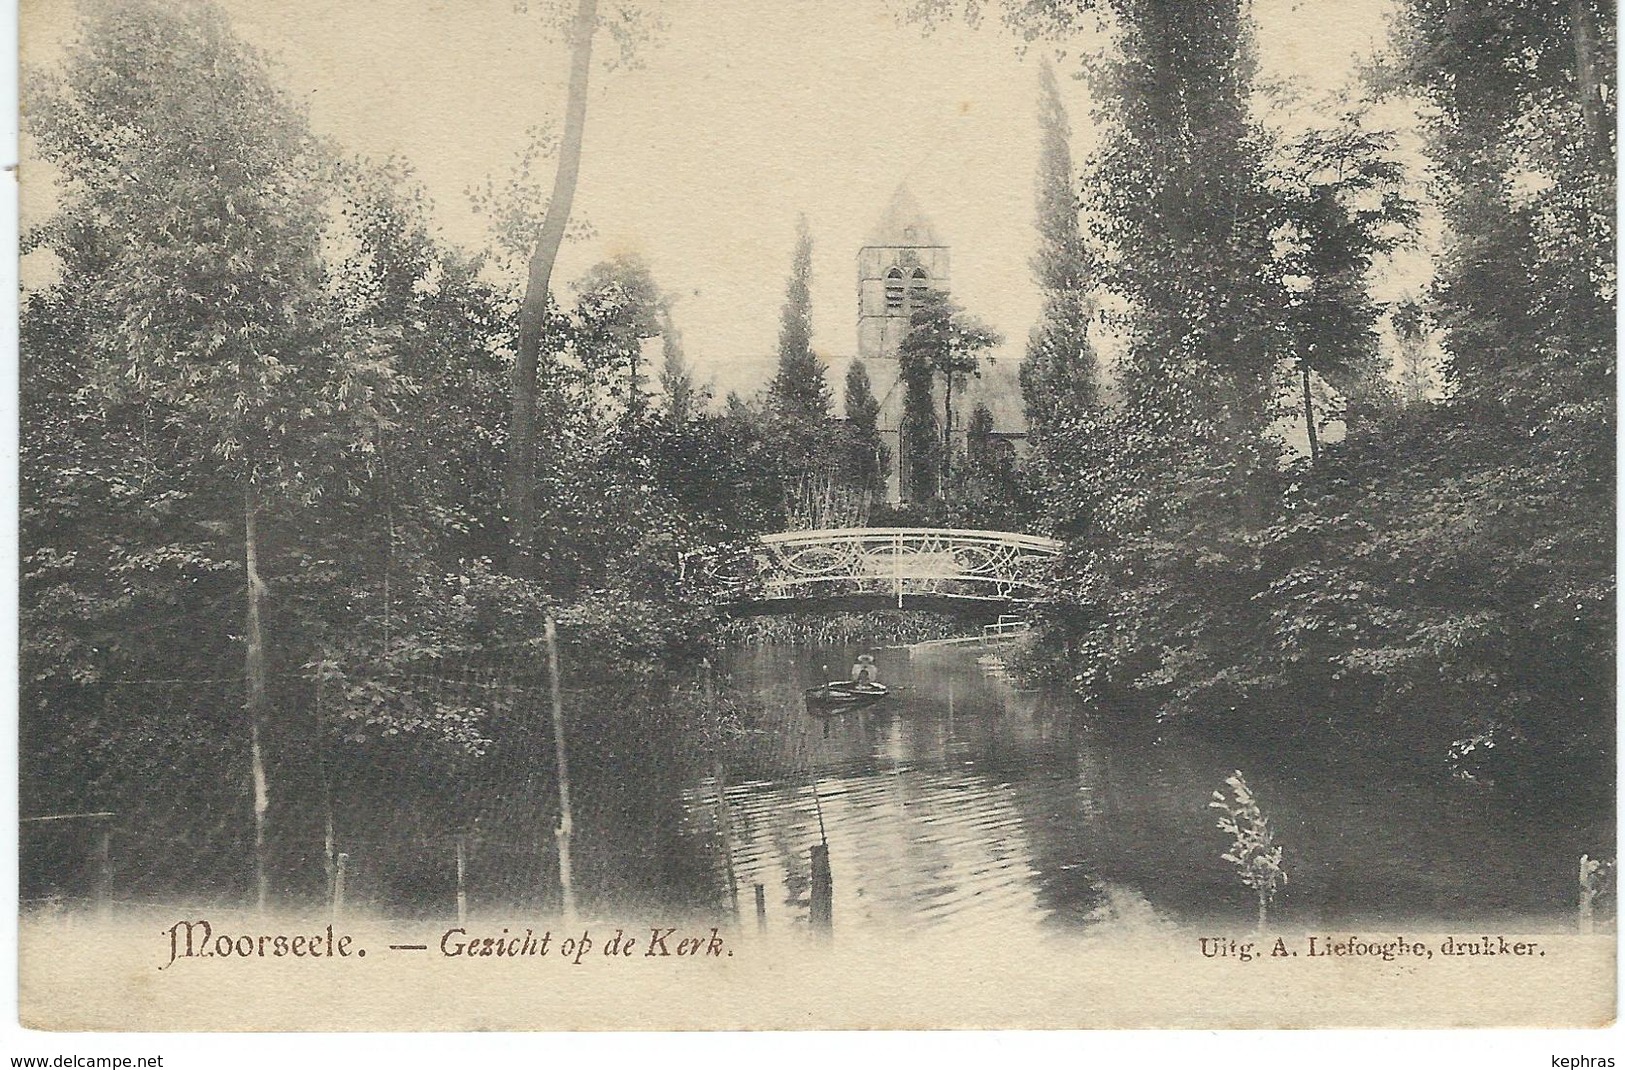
[{"xmin": 857, "ymin": 654, "xmax": 875, "ymax": 664}]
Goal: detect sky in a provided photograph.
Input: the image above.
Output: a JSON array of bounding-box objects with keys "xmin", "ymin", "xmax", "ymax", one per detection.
[{"xmin": 21, "ymin": 0, "xmax": 1405, "ymax": 399}]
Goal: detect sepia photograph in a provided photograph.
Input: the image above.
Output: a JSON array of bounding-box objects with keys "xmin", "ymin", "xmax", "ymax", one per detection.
[{"xmin": 11, "ymin": 0, "xmax": 1617, "ymax": 1046}]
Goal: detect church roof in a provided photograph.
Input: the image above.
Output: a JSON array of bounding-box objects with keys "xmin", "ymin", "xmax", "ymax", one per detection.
[{"xmin": 865, "ymin": 184, "xmax": 943, "ymax": 247}]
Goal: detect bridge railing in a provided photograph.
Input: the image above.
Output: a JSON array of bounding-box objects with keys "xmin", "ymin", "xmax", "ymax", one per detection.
[
  {"xmin": 981, "ymin": 617, "xmax": 1031, "ymax": 642},
  {"xmin": 755, "ymin": 527, "xmax": 1065, "ymax": 553},
  {"xmin": 685, "ymin": 527, "xmax": 1062, "ymax": 606}
]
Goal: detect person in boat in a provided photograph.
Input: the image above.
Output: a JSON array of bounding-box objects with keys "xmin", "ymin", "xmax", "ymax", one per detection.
[{"xmin": 849, "ymin": 654, "xmax": 879, "ymax": 685}]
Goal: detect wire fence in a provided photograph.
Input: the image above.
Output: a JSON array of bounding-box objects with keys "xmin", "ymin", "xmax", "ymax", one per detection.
[
  {"xmin": 20, "ymin": 636, "xmax": 878, "ymax": 946},
  {"xmin": 19, "ymin": 645, "xmax": 742, "ymax": 923}
]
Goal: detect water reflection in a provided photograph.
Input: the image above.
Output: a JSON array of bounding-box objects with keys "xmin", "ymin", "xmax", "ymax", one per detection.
[
  {"xmin": 681, "ymin": 645, "xmax": 1610, "ymax": 937},
  {"xmin": 683, "ymin": 645, "xmax": 1147, "ymax": 936}
]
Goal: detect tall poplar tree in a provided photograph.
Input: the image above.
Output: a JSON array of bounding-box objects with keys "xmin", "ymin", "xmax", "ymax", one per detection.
[
  {"xmin": 768, "ymin": 215, "xmax": 831, "ymax": 419},
  {"xmin": 843, "ymin": 360, "xmax": 890, "ymax": 511},
  {"xmin": 1021, "ymin": 59, "xmax": 1099, "ymax": 437},
  {"xmin": 658, "ymin": 303, "xmax": 703, "ymax": 423},
  {"xmin": 1098, "ymin": 0, "xmax": 1278, "ymax": 455}
]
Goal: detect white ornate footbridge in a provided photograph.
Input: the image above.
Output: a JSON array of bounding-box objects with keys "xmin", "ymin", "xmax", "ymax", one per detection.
[{"xmin": 684, "ymin": 527, "xmax": 1063, "ymax": 611}]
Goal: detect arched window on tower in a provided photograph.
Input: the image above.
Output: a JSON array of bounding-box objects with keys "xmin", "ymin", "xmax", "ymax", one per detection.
[
  {"xmin": 884, "ymin": 267, "xmax": 905, "ymax": 311},
  {"xmin": 908, "ymin": 267, "xmax": 931, "ymax": 306}
]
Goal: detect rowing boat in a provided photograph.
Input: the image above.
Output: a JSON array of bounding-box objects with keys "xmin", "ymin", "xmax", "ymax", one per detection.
[{"xmin": 804, "ymin": 680, "xmax": 889, "ymax": 709}]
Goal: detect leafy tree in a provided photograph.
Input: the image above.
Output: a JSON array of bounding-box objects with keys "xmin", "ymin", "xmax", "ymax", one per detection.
[
  {"xmin": 1016, "ymin": 51, "xmax": 1107, "ymax": 541},
  {"xmin": 333, "ymin": 158, "xmax": 517, "ymax": 563},
  {"xmin": 18, "ymin": 0, "xmax": 815, "ymax": 916},
  {"xmin": 898, "ymin": 289, "xmax": 1001, "ymax": 497},
  {"xmin": 1209, "ymin": 772, "xmax": 1287, "ymax": 933},
  {"xmin": 1381, "ymin": 0, "xmax": 1613, "ymax": 419},
  {"xmin": 756, "ymin": 217, "xmax": 865, "ymax": 527},
  {"xmin": 24, "ymin": 0, "xmax": 398, "ymax": 905},
  {"xmin": 898, "ymin": 345, "xmax": 942, "ymax": 503},
  {"xmin": 1276, "ymin": 0, "xmax": 1618, "ymax": 789},
  {"xmin": 314, "ymin": 159, "xmax": 559, "ymax": 793},
  {"xmin": 571, "ymin": 253, "xmax": 665, "ymax": 421},
  {"xmin": 1389, "ymin": 299, "xmax": 1437, "ymax": 406},
  {"xmin": 1101, "ymin": 0, "xmax": 1614, "ymax": 786},
  {"xmin": 1100, "ymin": 1, "xmax": 1279, "ymax": 447},
  {"xmin": 948, "ymin": 401, "xmax": 1026, "ymax": 528},
  {"xmin": 1266, "ymin": 115, "xmax": 1418, "ymax": 455},
  {"xmin": 906, "ymin": 0, "xmax": 1613, "ymax": 800},
  {"xmin": 965, "ymin": 403, "xmax": 998, "ymax": 469},
  {"xmin": 1021, "ymin": 1, "xmax": 1287, "ymax": 725}
]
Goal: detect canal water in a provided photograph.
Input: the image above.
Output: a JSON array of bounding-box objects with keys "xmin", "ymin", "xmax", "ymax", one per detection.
[{"xmin": 680, "ymin": 644, "xmax": 1611, "ymax": 938}]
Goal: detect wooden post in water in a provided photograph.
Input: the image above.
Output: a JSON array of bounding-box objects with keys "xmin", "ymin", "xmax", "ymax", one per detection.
[
  {"xmin": 1579, "ymin": 854, "xmax": 1599, "ymax": 934},
  {"xmin": 705, "ymin": 658, "xmax": 740, "ymax": 922},
  {"xmin": 332, "ymin": 852, "xmax": 348, "ymax": 923},
  {"xmin": 809, "ymin": 844, "xmax": 833, "ymax": 939},
  {"xmin": 455, "ymin": 834, "xmax": 468, "ymax": 925},
  {"xmin": 544, "ymin": 615, "xmax": 577, "ymax": 922},
  {"xmin": 755, "ymin": 883, "xmax": 767, "ymax": 932},
  {"xmin": 893, "ymin": 531, "xmax": 904, "ymax": 609}
]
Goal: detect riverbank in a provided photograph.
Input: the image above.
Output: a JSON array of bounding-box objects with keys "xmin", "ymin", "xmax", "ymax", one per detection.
[{"xmin": 720, "ymin": 611, "xmax": 960, "ymax": 648}]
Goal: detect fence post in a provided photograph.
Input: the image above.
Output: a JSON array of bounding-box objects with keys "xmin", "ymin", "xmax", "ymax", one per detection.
[
  {"xmin": 544, "ymin": 615, "xmax": 577, "ymax": 922},
  {"xmin": 755, "ymin": 883, "xmax": 767, "ymax": 933},
  {"xmin": 314, "ymin": 656, "xmax": 337, "ymax": 907},
  {"xmin": 809, "ymin": 844, "xmax": 833, "ymax": 939},
  {"xmin": 332, "ymin": 852, "xmax": 348, "ymax": 923},
  {"xmin": 456, "ymin": 834, "xmax": 468, "ymax": 925}
]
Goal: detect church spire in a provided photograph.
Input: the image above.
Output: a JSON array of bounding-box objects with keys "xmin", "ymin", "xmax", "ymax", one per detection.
[{"xmin": 866, "ymin": 184, "xmax": 943, "ymax": 247}]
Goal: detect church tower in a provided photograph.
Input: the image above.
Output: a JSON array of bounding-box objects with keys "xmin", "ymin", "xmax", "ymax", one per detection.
[
  {"xmin": 847, "ymin": 184, "xmax": 1024, "ymax": 505},
  {"xmin": 855, "ymin": 186, "xmax": 950, "ymax": 502},
  {"xmin": 857, "ymin": 185, "xmax": 951, "ymax": 362}
]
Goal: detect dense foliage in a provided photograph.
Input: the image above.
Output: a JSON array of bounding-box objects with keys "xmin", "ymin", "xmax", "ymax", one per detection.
[
  {"xmin": 945, "ymin": 0, "xmax": 1614, "ymax": 801},
  {"xmin": 897, "ymin": 289, "xmax": 1002, "ymax": 504},
  {"xmin": 20, "ymin": 0, "xmax": 1614, "ymax": 911},
  {"xmin": 20, "ymin": 0, "xmax": 772, "ymax": 906}
]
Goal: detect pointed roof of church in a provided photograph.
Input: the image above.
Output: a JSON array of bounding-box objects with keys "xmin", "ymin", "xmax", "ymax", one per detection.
[{"xmin": 865, "ymin": 184, "xmax": 943, "ymax": 247}]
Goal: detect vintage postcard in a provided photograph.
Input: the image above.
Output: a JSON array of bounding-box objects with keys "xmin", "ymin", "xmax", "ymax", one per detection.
[{"xmin": 13, "ymin": 0, "xmax": 1616, "ymax": 1042}]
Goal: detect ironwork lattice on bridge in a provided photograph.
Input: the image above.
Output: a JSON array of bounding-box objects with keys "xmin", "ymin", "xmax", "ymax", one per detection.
[{"xmin": 685, "ymin": 527, "xmax": 1063, "ymax": 608}]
